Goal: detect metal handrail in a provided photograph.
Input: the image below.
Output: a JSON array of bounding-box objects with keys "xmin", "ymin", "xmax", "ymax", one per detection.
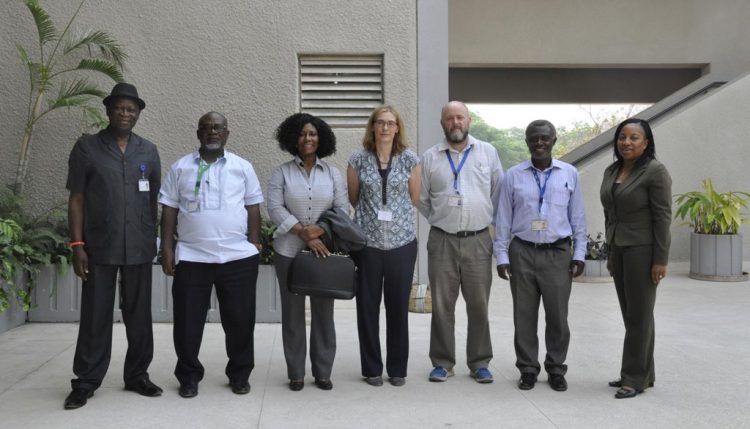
[{"xmin": 564, "ymin": 81, "xmax": 727, "ymax": 166}]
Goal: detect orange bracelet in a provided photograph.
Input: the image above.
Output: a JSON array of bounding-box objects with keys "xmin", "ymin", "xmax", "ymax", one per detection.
[{"xmin": 69, "ymin": 241, "xmax": 85, "ymax": 247}]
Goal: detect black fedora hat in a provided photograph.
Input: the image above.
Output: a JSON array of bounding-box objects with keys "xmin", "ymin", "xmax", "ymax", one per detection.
[{"xmin": 102, "ymin": 82, "xmax": 146, "ymax": 110}]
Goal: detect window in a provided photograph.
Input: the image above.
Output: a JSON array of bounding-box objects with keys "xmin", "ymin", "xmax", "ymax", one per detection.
[{"xmin": 299, "ymin": 55, "xmax": 384, "ymax": 127}]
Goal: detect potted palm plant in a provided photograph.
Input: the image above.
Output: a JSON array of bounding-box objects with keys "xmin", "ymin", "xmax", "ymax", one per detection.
[
  {"xmin": 674, "ymin": 178, "xmax": 749, "ymax": 281},
  {"xmin": 576, "ymin": 232, "xmax": 612, "ymax": 283}
]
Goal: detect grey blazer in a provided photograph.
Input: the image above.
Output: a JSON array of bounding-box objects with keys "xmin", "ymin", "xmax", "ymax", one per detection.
[{"xmin": 599, "ymin": 158, "xmax": 672, "ymax": 265}]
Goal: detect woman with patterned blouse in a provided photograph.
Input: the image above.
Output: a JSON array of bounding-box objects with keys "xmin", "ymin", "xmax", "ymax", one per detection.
[
  {"xmin": 347, "ymin": 105, "xmax": 421, "ymax": 387},
  {"xmin": 268, "ymin": 113, "xmax": 348, "ymax": 392}
]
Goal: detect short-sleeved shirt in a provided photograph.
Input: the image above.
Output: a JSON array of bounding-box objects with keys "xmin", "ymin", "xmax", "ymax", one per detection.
[
  {"xmin": 349, "ymin": 149, "xmax": 419, "ymax": 250},
  {"xmin": 159, "ymin": 150, "xmax": 264, "ymax": 264},
  {"xmin": 267, "ymin": 156, "xmax": 349, "ymax": 258},
  {"xmin": 66, "ymin": 129, "xmax": 161, "ymax": 265}
]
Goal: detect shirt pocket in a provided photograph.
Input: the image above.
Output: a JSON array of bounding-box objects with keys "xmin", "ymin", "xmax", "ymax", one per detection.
[{"xmin": 550, "ymin": 188, "xmax": 571, "ymax": 207}]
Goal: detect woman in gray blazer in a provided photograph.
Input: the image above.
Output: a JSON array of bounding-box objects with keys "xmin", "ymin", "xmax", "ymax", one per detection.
[{"xmin": 600, "ymin": 118, "xmax": 672, "ymax": 399}]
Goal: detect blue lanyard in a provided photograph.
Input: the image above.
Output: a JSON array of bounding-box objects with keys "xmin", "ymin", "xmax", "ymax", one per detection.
[
  {"xmin": 532, "ymin": 168, "xmax": 553, "ymax": 213},
  {"xmin": 445, "ymin": 146, "xmax": 472, "ymax": 194}
]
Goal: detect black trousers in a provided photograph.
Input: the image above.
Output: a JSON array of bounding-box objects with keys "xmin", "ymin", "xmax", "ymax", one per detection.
[
  {"xmin": 71, "ymin": 262, "xmax": 154, "ymax": 391},
  {"xmin": 172, "ymin": 256, "xmax": 258, "ymax": 385},
  {"xmin": 353, "ymin": 240, "xmax": 417, "ymax": 378}
]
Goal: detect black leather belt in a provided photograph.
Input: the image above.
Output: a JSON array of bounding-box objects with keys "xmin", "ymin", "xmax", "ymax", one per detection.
[
  {"xmin": 514, "ymin": 237, "xmax": 570, "ymax": 249},
  {"xmin": 433, "ymin": 226, "xmax": 488, "ymax": 238}
]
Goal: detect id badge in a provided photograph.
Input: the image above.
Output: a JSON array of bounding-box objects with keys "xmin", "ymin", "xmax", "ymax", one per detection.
[
  {"xmin": 138, "ymin": 179, "xmax": 150, "ymax": 192},
  {"xmin": 448, "ymin": 195, "xmax": 463, "ymax": 207},
  {"xmin": 531, "ymin": 219, "xmax": 548, "ymax": 231},
  {"xmin": 187, "ymin": 200, "xmax": 200, "ymax": 212},
  {"xmin": 377, "ymin": 209, "xmax": 393, "ymax": 222}
]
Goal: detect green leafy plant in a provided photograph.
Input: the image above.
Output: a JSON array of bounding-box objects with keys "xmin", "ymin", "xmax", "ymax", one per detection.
[
  {"xmin": 13, "ymin": 0, "xmax": 127, "ymax": 195},
  {"xmin": 0, "ymin": 190, "xmax": 71, "ymax": 313},
  {"xmin": 260, "ymin": 218, "xmax": 277, "ymax": 265},
  {"xmin": 585, "ymin": 232, "xmax": 609, "ymax": 261},
  {"xmin": 674, "ymin": 178, "xmax": 750, "ymax": 235}
]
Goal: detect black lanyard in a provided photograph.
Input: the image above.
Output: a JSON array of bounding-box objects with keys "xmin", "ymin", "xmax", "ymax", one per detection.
[{"xmin": 374, "ymin": 152, "xmax": 394, "ymax": 206}]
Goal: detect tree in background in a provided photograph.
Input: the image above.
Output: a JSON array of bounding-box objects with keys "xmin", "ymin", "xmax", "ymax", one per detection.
[
  {"xmin": 13, "ymin": 0, "xmax": 127, "ymax": 195},
  {"xmin": 470, "ymin": 105, "xmax": 642, "ymax": 168},
  {"xmin": 469, "ymin": 112, "xmax": 528, "ymax": 168}
]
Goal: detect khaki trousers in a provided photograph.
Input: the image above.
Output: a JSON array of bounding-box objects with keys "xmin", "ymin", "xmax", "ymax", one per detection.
[{"xmin": 427, "ymin": 227, "xmax": 493, "ymax": 371}]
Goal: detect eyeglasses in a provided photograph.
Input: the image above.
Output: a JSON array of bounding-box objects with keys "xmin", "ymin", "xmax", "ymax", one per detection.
[
  {"xmin": 374, "ymin": 119, "xmax": 398, "ymax": 129},
  {"xmin": 198, "ymin": 124, "xmax": 228, "ymax": 134}
]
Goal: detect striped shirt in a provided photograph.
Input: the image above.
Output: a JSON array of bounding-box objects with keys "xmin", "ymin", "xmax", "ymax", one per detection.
[
  {"xmin": 267, "ymin": 156, "xmax": 349, "ymax": 258},
  {"xmin": 493, "ymin": 159, "xmax": 587, "ymax": 265}
]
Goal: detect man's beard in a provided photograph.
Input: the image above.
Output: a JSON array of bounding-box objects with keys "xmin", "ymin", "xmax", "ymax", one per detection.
[{"xmin": 444, "ymin": 128, "xmax": 468, "ymax": 144}]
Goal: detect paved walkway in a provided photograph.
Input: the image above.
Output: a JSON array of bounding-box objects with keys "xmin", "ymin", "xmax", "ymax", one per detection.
[{"xmin": 1, "ymin": 262, "xmax": 749, "ymax": 428}]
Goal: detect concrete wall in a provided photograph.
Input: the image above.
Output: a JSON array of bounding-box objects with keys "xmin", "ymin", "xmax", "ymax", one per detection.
[
  {"xmin": 0, "ymin": 0, "xmax": 417, "ymax": 215},
  {"xmin": 577, "ymin": 71, "xmax": 750, "ymax": 260},
  {"xmin": 449, "ymin": 0, "xmax": 750, "ymax": 79},
  {"xmin": 448, "ymin": 0, "xmax": 750, "ymax": 262}
]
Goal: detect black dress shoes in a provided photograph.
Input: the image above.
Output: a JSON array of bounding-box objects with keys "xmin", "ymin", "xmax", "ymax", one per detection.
[
  {"xmin": 609, "ymin": 379, "xmax": 654, "ymax": 388},
  {"xmin": 518, "ymin": 373, "xmax": 537, "ymax": 390},
  {"xmin": 64, "ymin": 388, "xmax": 93, "ymax": 410},
  {"xmin": 289, "ymin": 380, "xmax": 304, "ymax": 391},
  {"xmin": 614, "ymin": 387, "xmax": 643, "ymax": 399},
  {"xmin": 549, "ymin": 374, "xmax": 568, "ymax": 392},
  {"xmin": 314, "ymin": 378, "xmax": 333, "ymax": 390},
  {"xmin": 179, "ymin": 382, "xmax": 198, "ymax": 398},
  {"xmin": 230, "ymin": 379, "xmax": 251, "ymax": 395},
  {"xmin": 125, "ymin": 378, "xmax": 163, "ymax": 397}
]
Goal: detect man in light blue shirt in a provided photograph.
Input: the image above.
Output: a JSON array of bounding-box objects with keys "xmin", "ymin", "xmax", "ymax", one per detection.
[
  {"xmin": 160, "ymin": 112, "xmax": 263, "ymax": 398},
  {"xmin": 494, "ymin": 119, "xmax": 586, "ymax": 392}
]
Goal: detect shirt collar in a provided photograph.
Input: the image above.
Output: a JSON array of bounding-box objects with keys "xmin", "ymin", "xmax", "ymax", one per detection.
[
  {"xmin": 192, "ymin": 150, "xmax": 226, "ymax": 163},
  {"xmin": 521, "ymin": 158, "xmax": 562, "ymax": 173},
  {"xmin": 99, "ymin": 128, "xmax": 137, "ymax": 147},
  {"xmin": 294, "ymin": 155, "xmax": 323, "ymax": 169},
  {"xmin": 439, "ymin": 134, "xmax": 476, "ymax": 153}
]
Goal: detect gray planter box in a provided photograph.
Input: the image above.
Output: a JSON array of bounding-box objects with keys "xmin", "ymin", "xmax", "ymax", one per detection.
[
  {"xmin": 574, "ymin": 260, "xmax": 613, "ymax": 283},
  {"xmin": 30, "ymin": 264, "xmax": 281, "ymax": 323},
  {"xmin": 0, "ymin": 274, "xmax": 27, "ymax": 334},
  {"xmin": 690, "ymin": 233, "xmax": 748, "ymax": 281}
]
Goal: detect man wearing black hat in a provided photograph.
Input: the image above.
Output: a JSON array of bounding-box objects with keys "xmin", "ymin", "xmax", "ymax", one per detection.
[{"xmin": 64, "ymin": 83, "xmax": 163, "ymax": 409}]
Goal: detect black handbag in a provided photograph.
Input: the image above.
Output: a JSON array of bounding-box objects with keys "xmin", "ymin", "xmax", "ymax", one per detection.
[{"xmin": 287, "ymin": 251, "xmax": 357, "ymax": 299}]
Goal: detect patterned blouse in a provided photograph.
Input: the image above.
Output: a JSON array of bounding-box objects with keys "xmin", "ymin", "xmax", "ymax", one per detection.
[{"xmin": 349, "ymin": 149, "xmax": 419, "ymax": 250}]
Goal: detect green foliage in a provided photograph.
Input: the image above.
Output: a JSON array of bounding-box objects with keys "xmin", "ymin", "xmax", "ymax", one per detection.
[
  {"xmin": 674, "ymin": 178, "xmax": 750, "ymax": 235},
  {"xmin": 260, "ymin": 218, "xmax": 277, "ymax": 265},
  {"xmin": 13, "ymin": 0, "xmax": 127, "ymax": 194},
  {"xmin": 469, "ymin": 105, "xmax": 641, "ymax": 169},
  {"xmin": 0, "ymin": 190, "xmax": 71, "ymax": 313},
  {"xmin": 584, "ymin": 232, "xmax": 609, "ymax": 261},
  {"xmin": 469, "ymin": 113, "xmax": 528, "ymax": 168}
]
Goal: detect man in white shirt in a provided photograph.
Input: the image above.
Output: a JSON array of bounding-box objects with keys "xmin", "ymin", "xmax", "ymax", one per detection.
[
  {"xmin": 159, "ymin": 112, "xmax": 263, "ymax": 398},
  {"xmin": 418, "ymin": 101, "xmax": 504, "ymax": 384}
]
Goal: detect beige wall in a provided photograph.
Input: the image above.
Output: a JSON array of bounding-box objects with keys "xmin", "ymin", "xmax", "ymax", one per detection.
[
  {"xmin": 449, "ymin": 0, "xmax": 750, "ymax": 78},
  {"xmin": 449, "ymin": 0, "xmax": 750, "ymax": 261},
  {"xmin": 0, "ymin": 0, "xmax": 418, "ymax": 214}
]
